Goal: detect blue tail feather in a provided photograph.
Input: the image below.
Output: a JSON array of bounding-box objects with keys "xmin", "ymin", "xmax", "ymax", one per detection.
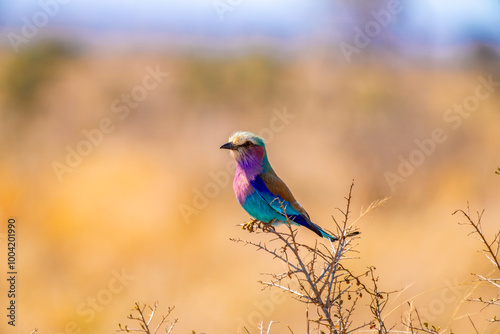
[{"xmin": 287, "ymin": 214, "xmax": 337, "ymax": 241}]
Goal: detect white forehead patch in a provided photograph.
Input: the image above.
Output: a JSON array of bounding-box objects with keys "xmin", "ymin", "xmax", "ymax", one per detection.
[{"xmin": 229, "ymin": 131, "xmax": 258, "ymax": 146}]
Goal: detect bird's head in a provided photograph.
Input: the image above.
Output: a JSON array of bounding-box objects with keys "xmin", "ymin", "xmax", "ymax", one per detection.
[{"xmin": 220, "ymin": 131, "xmax": 267, "ymax": 166}]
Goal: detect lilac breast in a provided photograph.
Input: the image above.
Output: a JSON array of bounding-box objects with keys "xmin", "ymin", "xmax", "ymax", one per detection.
[
  {"xmin": 233, "ymin": 146, "xmax": 265, "ymax": 205},
  {"xmin": 233, "ymin": 166, "xmax": 254, "ymax": 205}
]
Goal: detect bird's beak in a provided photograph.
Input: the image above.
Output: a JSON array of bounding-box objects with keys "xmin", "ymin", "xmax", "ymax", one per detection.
[{"xmin": 220, "ymin": 142, "xmax": 237, "ymax": 150}]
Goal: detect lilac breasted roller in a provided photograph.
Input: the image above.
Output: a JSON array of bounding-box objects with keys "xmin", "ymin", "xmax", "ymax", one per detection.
[{"xmin": 220, "ymin": 131, "xmax": 337, "ymax": 241}]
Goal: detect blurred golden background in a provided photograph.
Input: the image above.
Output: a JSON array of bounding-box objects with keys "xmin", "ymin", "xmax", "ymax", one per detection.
[{"xmin": 0, "ymin": 1, "xmax": 500, "ymax": 333}]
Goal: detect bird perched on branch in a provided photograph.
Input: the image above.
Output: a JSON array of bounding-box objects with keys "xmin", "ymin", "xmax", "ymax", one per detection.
[{"xmin": 220, "ymin": 131, "xmax": 337, "ymax": 241}]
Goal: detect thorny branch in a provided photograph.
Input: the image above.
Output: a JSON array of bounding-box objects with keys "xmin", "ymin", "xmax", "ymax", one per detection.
[
  {"xmin": 453, "ymin": 203, "xmax": 500, "ymax": 323},
  {"xmin": 232, "ymin": 181, "xmax": 392, "ymax": 333}
]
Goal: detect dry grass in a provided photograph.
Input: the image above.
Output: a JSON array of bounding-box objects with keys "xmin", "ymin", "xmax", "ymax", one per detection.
[{"xmin": 1, "ymin": 42, "xmax": 500, "ymax": 333}]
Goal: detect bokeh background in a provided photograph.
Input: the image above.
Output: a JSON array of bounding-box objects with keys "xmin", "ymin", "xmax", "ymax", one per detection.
[{"xmin": 1, "ymin": 1, "xmax": 500, "ymax": 333}]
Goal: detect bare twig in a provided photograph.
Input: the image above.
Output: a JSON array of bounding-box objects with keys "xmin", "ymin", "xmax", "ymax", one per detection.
[
  {"xmin": 453, "ymin": 205, "xmax": 500, "ymax": 270},
  {"xmin": 117, "ymin": 302, "xmax": 178, "ymax": 334},
  {"xmin": 454, "ymin": 203, "xmax": 500, "ymax": 326},
  {"xmin": 402, "ymin": 304, "xmax": 444, "ymax": 334},
  {"xmin": 257, "ymin": 321, "xmax": 279, "ymax": 334}
]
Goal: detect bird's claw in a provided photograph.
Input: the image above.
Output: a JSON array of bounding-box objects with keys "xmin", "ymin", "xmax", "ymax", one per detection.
[
  {"xmin": 242, "ymin": 219, "xmax": 276, "ymax": 233},
  {"xmin": 261, "ymin": 219, "xmax": 276, "ymax": 233},
  {"xmin": 242, "ymin": 219, "xmax": 259, "ymax": 232}
]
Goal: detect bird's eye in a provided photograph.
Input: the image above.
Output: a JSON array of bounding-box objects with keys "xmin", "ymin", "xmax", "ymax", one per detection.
[{"xmin": 242, "ymin": 141, "xmax": 253, "ymax": 147}]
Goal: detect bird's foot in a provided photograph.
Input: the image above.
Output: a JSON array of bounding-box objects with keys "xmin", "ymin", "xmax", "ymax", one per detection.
[
  {"xmin": 259, "ymin": 219, "xmax": 276, "ymax": 233},
  {"xmin": 241, "ymin": 219, "xmax": 276, "ymax": 233},
  {"xmin": 242, "ymin": 219, "xmax": 259, "ymax": 233}
]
